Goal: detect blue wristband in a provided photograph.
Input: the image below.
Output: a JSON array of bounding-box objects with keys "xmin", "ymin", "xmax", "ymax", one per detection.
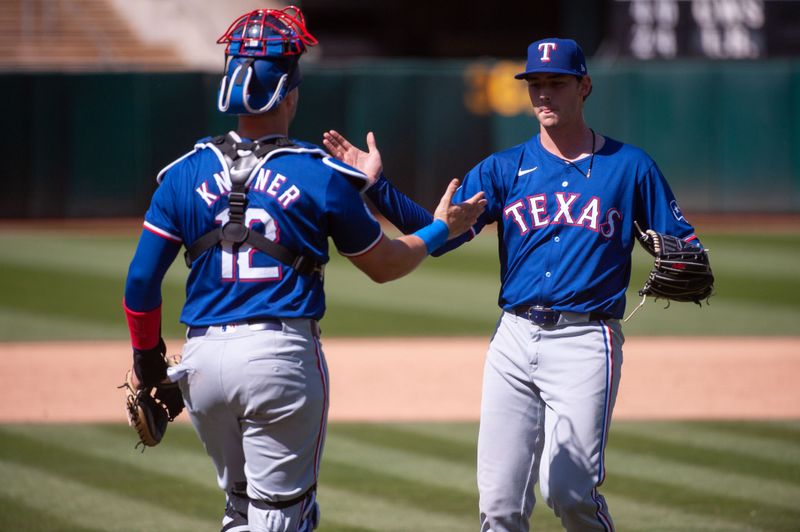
[{"xmin": 413, "ymin": 219, "xmax": 449, "ymax": 254}]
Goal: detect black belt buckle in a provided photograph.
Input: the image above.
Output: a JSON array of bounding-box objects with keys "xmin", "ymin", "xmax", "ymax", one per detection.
[
  {"xmin": 187, "ymin": 326, "xmax": 209, "ymax": 338},
  {"xmin": 517, "ymin": 306, "xmax": 560, "ymax": 327}
]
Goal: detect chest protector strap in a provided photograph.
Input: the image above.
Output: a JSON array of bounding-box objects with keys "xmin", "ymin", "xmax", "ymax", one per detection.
[{"xmin": 184, "ymin": 133, "xmax": 324, "ymax": 277}]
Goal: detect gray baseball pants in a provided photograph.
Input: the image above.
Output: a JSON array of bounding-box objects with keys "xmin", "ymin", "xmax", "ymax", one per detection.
[
  {"xmin": 478, "ymin": 312, "xmax": 623, "ymax": 531},
  {"xmin": 176, "ymin": 319, "xmax": 328, "ymax": 532}
]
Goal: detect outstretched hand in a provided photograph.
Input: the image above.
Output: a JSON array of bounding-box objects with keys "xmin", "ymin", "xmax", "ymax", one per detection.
[
  {"xmin": 434, "ymin": 179, "xmax": 487, "ymax": 239},
  {"xmin": 323, "ymin": 130, "xmax": 383, "ymax": 185}
]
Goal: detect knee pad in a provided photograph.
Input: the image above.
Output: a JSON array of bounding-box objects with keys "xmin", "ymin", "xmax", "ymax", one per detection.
[
  {"xmin": 222, "ymin": 485, "xmax": 251, "ymax": 532},
  {"xmin": 248, "ymin": 486, "xmax": 319, "ymax": 532}
]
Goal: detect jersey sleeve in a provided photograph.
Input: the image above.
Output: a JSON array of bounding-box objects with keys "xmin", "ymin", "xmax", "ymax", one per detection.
[
  {"xmin": 365, "ymin": 174, "xmax": 478, "ymax": 256},
  {"xmin": 325, "ymin": 171, "xmax": 384, "ymax": 256},
  {"xmin": 451, "ymin": 157, "xmax": 503, "ymax": 227},
  {"xmin": 634, "ymin": 160, "xmax": 699, "ymax": 243},
  {"xmin": 365, "ymin": 173, "xmax": 435, "ymax": 232},
  {"xmin": 123, "ymin": 228, "xmax": 181, "ymax": 348},
  {"xmin": 125, "ymin": 229, "xmax": 181, "ymax": 311},
  {"xmin": 143, "ymin": 169, "xmax": 184, "ymax": 244},
  {"xmin": 365, "ymin": 157, "xmax": 505, "ymax": 257}
]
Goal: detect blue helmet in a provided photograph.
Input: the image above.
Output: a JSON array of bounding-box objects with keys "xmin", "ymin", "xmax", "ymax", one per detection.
[{"xmin": 217, "ymin": 6, "xmax": 318, "ymax": 115}]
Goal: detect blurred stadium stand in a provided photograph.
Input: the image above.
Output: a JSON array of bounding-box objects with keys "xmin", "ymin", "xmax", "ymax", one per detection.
[
  {"xmin": 0, "ymin": 1, "xmax": 798, "ymax": 217},
  {"xmin": 0, "ymin": 0, "xmax": 279, "ymax": 71}
]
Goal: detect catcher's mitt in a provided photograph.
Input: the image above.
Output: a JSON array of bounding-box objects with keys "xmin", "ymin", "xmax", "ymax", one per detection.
[
  {"xmin": 120, "ymin": 355, "xmax": 184, "ymax": 450},
  {"xmin": 634, "ymin": 222, "xmax": 714, "ymax": 306}
]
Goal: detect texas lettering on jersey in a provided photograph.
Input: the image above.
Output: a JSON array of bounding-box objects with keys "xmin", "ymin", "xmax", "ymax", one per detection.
[
  {"xmin": 503, "ymin": 193, "xmax": 622, "ymax": 238},
  {"xmin": 445, "ymin": 135, "xmax": 696, "ymax": 317},
  {"xmin": 195, "ymin": 167, "xmax": 302, "ymax": 210}
]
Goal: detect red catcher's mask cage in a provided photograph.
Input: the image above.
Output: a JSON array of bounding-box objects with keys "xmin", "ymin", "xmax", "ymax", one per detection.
[{"xmin": 217, "ymin": 5, "xmax": 318, "ymax": 58}]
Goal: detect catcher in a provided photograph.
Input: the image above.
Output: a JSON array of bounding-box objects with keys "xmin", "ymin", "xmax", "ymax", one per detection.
[{"xmin": 120, "ymin": 5, "xmax": 485, "ymax": 532}]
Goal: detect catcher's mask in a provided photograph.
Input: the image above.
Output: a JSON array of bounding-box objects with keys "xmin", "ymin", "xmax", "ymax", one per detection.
[{"xmin": 217, "ymin": 6, "xmax": 318, "ymax": 115}]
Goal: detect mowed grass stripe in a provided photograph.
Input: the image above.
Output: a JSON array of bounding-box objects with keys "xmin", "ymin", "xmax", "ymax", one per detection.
[
  {"xmin": 3, "ymin": 422, "xmax": 800, "ymax": 531},
  {"xmin": 0, "ymin": 263, "xmax": 126, "ymax": 325},
  {"xmin": 0, "ymin": 231, "xmax": 187, "ymax": 288},
  {"xmin": 603, "ymin": 472, "xmax": 800, "ymax": 530},
  {"xmin": 605, "ymin": 449, "xmax": 800, "ymax": 510},
  {"xmin": 321, "ymin": 301, "xmax": 495, "ymax": 337},
  {"xmin": 94, "ymin": 424, "xmax": 477, "ymax": 530},
  {"xmin": 700, "ymin": 234, "xmax": 800, "ymax": 278},
  {"xmin": 710, "ymin": 270, "xmax": 800, "ymax": 308},
  {"xmin": 25, "ymin": 424, "xmax": 477, "ymax": 530},
  {"xmin": 0, "ymin": 461, "xmax": 217, "ymax": 532},
  {"xmin": 0, "ymin": 233, "xmax": 139, "ymax": 277},
  {"xmin": 0, "ymin": 306, "xmax": 121, "ymax": 341},
  {"xmin": 689, "ymin": 420, "xmax": 800, "ymax": 446},
  {"xmin": 328, "ymin": 423, "xmax": 476, "ymax": 465},
  {"xmin": 322, "ymin": 459, "xmax": 477, "ymax": 517},
  {"xmin": 609, "ymin": 431, "xmax": 800, "ymax": 484},
  {"xmin": 317, "ymin": 485, "xmax": 476, "ymax": 532},
  {"xmin": 3, "ymin": 230, "xmax": 800, "ymax": 340},
  {"xmin": 93, "ymin": 422, "xmax": 210, "ymax": 457},
  {"xmin": 0, "ymin": 492, "xmax": 104, "ymax": 532},
  {"xmin": 324, "ymin": 432, "xmax": 476, "ymax": 492},
  {"xmin": 325, "ymin": 259, "xmax": 501, "ymax": 318},
  {"xmin": 395, "ymin": 422, "xmax": 480, "ymax": 446},
  {"xmin": 5, "ymin": 424, "xmax": 396, "ymax": 532},
  {"xmin": 613, "ymin": 421, "xmax": 800, "ymax": 465},
  {"xmin": 5, "ymin": 424, "xmax": 217, "ymax": 487},
  {"xmin": 0, "ymin": 427, "xmax": 221, "ymax": 521},
  {"xmin": 600, "ymin": 491, "xmax": 760, "ymax": 532}
]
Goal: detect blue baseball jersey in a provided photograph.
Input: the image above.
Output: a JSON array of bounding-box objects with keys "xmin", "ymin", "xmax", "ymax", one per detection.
[
  {"xmin": 369, "ymin": 134, "xmax": 697, "ymax": 318},
  {"xmin": 137, "ymin": 135, "xmax": 383, "ymax": 325}
]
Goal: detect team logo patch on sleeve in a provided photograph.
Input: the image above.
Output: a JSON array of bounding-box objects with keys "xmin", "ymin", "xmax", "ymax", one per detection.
[{"xmin": 670, "ymin": 200, "xmax": 685, "ymax": 222}]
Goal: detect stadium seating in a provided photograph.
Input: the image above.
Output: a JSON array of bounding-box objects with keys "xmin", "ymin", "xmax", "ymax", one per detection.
[{"xmin": 0, "ymin": 0, "xmax": 277, "ymax": 71}]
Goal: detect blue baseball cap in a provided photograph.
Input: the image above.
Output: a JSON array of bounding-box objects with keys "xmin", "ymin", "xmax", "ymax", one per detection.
[{"xmin": 515, "ymin": 38, "xmax": 588, "ymax": 79}]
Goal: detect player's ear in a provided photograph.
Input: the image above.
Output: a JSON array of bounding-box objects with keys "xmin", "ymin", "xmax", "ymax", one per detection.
[{"xmin": 580, "ymin": 75, "xmax": 593, "ymax": 101}]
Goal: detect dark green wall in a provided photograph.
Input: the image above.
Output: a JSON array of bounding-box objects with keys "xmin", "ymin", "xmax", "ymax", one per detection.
[{"xmin": 3, "ymin": 59, "xmax": 798, "ymax": 217}]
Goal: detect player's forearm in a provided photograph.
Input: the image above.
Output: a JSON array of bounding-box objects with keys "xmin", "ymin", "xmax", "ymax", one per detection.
[
  {"xmin": 124, "ymin": 262, "xmax": 165, "ymax": 349},
  {"xmin": 368, "ymin": 236, "xmax": 429, "ymax": 283},
  {"xmin": 367, "ymin": 174, "xmax": 477, "ymax": 256},
  {"xmin": 349, "ymin": 220, "xmax": 449, "ymax": 283},
  {"xmin": 123, "ymin": 301, "xmax": 162, "ymax": 350},
  {"xmin": 123, "ymin": 229, "xmax": 182, "ymax": 347}
]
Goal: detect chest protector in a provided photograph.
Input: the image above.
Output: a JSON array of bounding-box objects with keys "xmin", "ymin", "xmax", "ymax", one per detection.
[{"xmin": 183, "ymin": 133, "xmax": 324, "ymax": 277}]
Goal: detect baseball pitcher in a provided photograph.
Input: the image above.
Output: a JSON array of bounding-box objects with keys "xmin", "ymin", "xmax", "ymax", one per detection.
[{"xmin": 324, "ymin": 38, "xmax": 713, "ymax": 532}]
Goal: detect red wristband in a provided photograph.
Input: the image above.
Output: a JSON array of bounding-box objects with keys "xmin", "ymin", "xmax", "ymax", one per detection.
[{"xmin": 123, "ymin": 300, "xmax": 161, "ymax": 350}]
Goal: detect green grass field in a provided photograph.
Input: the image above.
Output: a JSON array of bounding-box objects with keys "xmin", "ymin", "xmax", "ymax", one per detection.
[
  {"xmin": 0, "ymin": 227, "xmax": 798, "ymax": 341},
  {"xmin": 0, "ymin": 421, "xmax": 798, "ymax": 531},
  {"xmin": 1, "ymin": 225, "xmax": 798, "ymax": 531}
]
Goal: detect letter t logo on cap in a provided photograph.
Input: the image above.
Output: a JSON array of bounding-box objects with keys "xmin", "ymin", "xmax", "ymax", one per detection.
[{"xmin": 538, "ymin": 42, "xmax": 557, "ymax": 62}]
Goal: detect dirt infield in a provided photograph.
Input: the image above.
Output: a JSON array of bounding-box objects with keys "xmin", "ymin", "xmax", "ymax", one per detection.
[{"xmin": 1, "ymin": 337, "xmax": 798, "ymax": 422}]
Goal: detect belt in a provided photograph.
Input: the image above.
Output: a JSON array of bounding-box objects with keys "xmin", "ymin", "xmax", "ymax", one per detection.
[
  {"xmin": 187, "ymin": 318, "xmax": 282, "ymax": 339},
  {"xmin": 513, "ymin": 306, "xmax": 611, "ymax": 327}
]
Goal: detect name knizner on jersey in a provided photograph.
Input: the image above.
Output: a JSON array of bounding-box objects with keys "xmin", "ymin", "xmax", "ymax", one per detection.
[{"xmin": 194, "ymin": 168, "xmax": 301, "ymax": 209}]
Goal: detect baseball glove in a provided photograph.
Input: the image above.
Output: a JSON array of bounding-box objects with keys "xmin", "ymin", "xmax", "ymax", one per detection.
[
  {"xmin": 120, "ymin": 355, "xmax": 184, "ymax": 449},
  {"xmin": 634, "ymin": 222, "xmax": 714, "ymax": 305}
]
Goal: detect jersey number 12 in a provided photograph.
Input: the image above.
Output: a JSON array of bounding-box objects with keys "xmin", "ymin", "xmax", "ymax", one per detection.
[{"xmin": 215, "ymin": 208, "xmax": 280, "ymax": 282}]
